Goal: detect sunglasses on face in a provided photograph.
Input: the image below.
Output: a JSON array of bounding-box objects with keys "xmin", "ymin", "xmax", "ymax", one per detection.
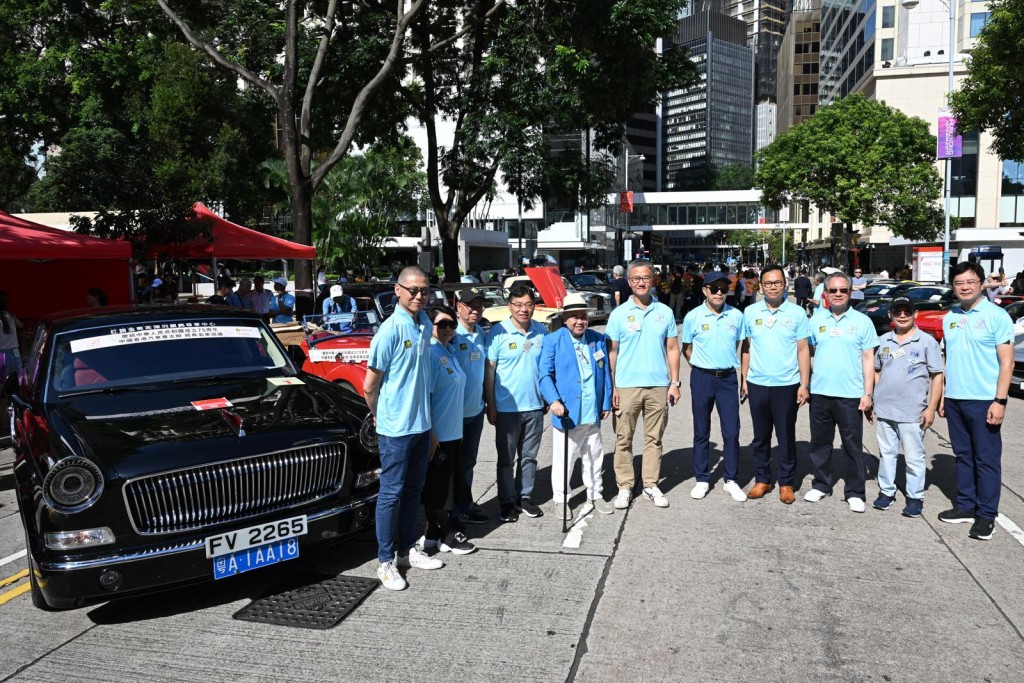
[
  {"xmin": 705, "ymin": 284, "xmax": 728, "ymax": 294},
  {"xmin": 434, "ymin": 320, "xmax": 457, "ymax": 329},
  {"xmin": 827, "ymin": 288, "xmax": 850, "ymax": 294},
  {"xmin": 397, "ymin": 283, "xmax": 430, "ymax": 297}
]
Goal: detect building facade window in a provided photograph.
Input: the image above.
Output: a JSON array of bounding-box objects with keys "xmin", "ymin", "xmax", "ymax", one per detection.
[
  {"xmin": 881, "ymin": 5, "xmax": 894, "ymax": 29},
  {"xmin": 881, "ymin": 37, "xmax": 893, "ymax": 61},
  {"xmin": 970, "ymin": 12, "xmax": 991, "ymax": 37},
  {"xmin": 999, "ymin": 159, "xmax": 1024, "ymax": 227}
]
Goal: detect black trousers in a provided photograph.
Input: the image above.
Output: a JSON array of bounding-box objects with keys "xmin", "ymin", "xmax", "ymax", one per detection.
[
  {"xmin": 422, "ymin": 439, "xmax": 461, "ymax": 540},
  {"xmin": 747, "ymin": 382, "xmax": 799, "ymax": 486},
  {"xmin": 808, "ymin": 394, "xmax": 866, "ymax": 499}
]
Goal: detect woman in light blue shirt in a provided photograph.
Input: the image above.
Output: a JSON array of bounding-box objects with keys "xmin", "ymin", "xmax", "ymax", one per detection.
[{"xmin": 420, "ymin": 306, "xmax": 476, "ymax": 555}]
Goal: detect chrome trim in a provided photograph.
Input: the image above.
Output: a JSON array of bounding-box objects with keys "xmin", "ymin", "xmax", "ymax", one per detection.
[
  {"xmin": 121, "ymin": 442, "xmax": 348, "ymax": 535},
  {"xmin": 38, "ymin": 495, "xmax": 377, "ymax": 571},
  {"xmin": 43, "ymin": 457, "xmax": 105, "ymax": 514}
]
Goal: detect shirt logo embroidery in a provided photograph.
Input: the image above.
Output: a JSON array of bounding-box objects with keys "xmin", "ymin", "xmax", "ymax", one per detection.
[
  {"xmin": 818, "ymin": 325, "xmax": 827, "ymax": 333},
  {"xmin": 460, "ymin": 343, "xmax": 468, "ymax": 350},
  {"xmin": 446, "ymin": 367, "xmax": 453, "ymax": 375},
  {"xmin": 881, "ymin": 346, "xmax": 889, "ymax": 354},
  {"xmin": 948, "ymin": 321, "xmax": 957, "ymax": 329},
  {"xmin": 701, "ymin": 324, "xmax": 710, "ymax": 331},
  {"xmin": 627, "ymin": 315, "xmax": 636, "ymax": 322},
  {"xmin": 755, "ymin": 319, "xmax": 763, "ymax": 326},
  {"xmin": 509, "ymin": 342, "xmax": 518, "ymax": 350},
  {"xmin": 404, "ymin": 340, "xmax": 413, "ymax": 349}
]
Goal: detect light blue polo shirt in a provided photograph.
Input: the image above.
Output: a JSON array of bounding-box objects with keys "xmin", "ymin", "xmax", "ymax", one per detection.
[
  {"xmin": 742, "ymin": 300, "xmax": 811, "ymax": 386},
  {"xmin": 270, "ymin": 292, "xmax": 295, "ymax": 324},
  {"xmin": 681, "ymin": 303, "xmax": 746, "ymax": 370},
  {"xmin": 429, "ymin": 339, "xmax": 467, "ymax": 442},
  {"xmin": 572, "ymin": 336, "xmax": 599, "ymax": 426},
  {"xmin": 453, "ymin": 321, "xmax": 486, "ymax": 418},
  {"xmin": 606, "ymin": 298, "xmax": 678, "ymax": 388},
  {"xmin": 808, "ymin": 307, "xmax": 879, "ymax": 398},
  {"xmin": 813, "ymin": 282, "xmax": 826, "ymax": 308},
  {"xmin": 943, "ymin": 297, "xmax": 1014, "ymax": 400},
  {"xmin": 486, "ymin": 319, "xmax": 547, "ymax": 412},
  {"xmin": 367, "ymin": 307, "xmax": 433, "ymax": 437}
]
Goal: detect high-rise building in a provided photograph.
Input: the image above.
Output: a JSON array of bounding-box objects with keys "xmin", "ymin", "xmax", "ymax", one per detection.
[
  {"xmin": 818, "ymin": 0, "xmax": 876, "ymax": 104},
  {"xmin": 777, "ymin": 0, "xmax": 822, "ymax": 135},
  {"xmin": 661, "ymin": 10, "xmax": 754, "ymax": 191}
]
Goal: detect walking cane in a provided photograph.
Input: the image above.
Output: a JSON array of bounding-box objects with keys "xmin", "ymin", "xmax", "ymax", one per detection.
[{"xmin": 561, "ymin": 415, "xmax": 570, "ymax": 534}]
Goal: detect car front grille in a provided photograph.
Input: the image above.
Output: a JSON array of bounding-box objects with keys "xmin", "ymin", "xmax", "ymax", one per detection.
[{"xmin": 123, "ymin": 443, "xmax": 347, "ymax": 535}]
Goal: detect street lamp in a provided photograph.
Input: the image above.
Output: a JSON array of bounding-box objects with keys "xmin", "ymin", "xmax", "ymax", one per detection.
[
  {"xmin": 902, "ymin": 0, "xmax": 955, "ymax": 283},
  {"xmin": 623, "ymin": 153, "xmax": 645, "ymax": 262}
]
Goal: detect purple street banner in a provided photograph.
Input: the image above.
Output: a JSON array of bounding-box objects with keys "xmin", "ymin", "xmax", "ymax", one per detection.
[{"xmin": 937, "ymin": 116, "xmax": 962, "ymax": 159}]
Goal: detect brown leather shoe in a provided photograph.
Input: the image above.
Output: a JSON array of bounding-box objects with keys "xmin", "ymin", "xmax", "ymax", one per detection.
[
  {"xmin": 748, "ymin": 482, "xmax": 774, "ymax": 499},
  {"xmin": 779, "ymin": 485, "xmax": 795, "ymax": 505}
]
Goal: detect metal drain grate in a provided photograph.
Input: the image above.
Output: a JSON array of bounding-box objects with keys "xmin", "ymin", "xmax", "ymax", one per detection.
[{"xmin": 233, "ymin": 573, "xmax": 378, "ymax": 629}]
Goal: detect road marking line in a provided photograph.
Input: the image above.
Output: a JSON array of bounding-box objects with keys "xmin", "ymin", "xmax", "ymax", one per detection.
[
  {"xmin": 562, "ymin": 513, "xmax": 592, "ymax": 549},
  {"xmin": 996, "ymin": 513, "xmax": 1024, "ymax": 547},
  {"xmin": 0, "ymin": 569, "xmax": 27, "ymax": 589},
  {"xmin": 0, "ymin": 581, "xmax": 31, "ymax": 605},
  {"xmin": 0, "ymin": 549, "xmax": 27, "ymax": 569}
]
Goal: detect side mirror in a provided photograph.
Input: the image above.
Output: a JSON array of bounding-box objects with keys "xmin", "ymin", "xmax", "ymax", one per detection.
[{"xmin": 287, "ymin": 345, "xmax": 307, "ymax": 368}]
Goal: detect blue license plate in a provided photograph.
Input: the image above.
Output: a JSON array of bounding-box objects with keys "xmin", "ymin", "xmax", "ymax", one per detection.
[{"xmin": 212, "ymin": 537, "xmax": 299, "ymax": 580}]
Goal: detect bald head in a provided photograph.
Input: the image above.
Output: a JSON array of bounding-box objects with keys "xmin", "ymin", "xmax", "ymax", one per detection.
[{"xmin": 398, "ymin": 266, "xmax": 429, "ymax": 285}]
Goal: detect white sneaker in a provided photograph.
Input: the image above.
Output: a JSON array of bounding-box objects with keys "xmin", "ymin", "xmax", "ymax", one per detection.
[
  {"xmin": 415, "ymin": 535, "xmax": 439, "ymax": 551},
  {"xmin": 614, "ymin": 489, "xmax": 632, "ymax": 509},
  {"xmin": 804, "ymin": 489, "xmax": 829, "ymax": 502},
  {"xmin": 377, "ymin": 561, "xmax": 407, "ymax": 591},
  {"xmin": 848, "ymin": 497, "xmax": 866, "ymax": 513},
  {"xmin": 722, "ymin": 480, "xmax": 747, "ymax": 502},
  {"xmin": 690, "ymin": 481, "xmax": 710, "ymax": 499},
  {"xmin": 396, "ymin": 546, "xmax": 444, "ymax": 570},
  {"xmin": 642, "ymin": 486, "xmax": 669, "ymax": 508}
]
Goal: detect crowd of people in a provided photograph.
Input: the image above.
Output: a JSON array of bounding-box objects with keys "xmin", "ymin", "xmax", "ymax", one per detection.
[{"xmin": 364, "ymin": 259, "xmax": 1014, "ymax": 591}]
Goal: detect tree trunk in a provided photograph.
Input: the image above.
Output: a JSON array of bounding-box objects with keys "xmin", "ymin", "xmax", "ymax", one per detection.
[
  {"xmin": 439, "ymin": 215, "xmax": 462, "ymax": 283},
  {"xmin": 290, "ymin": 181, "xmax": 315, "ymax": 315}
]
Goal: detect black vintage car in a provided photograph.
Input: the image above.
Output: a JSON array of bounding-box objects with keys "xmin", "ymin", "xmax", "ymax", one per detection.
[{"xmin": 4, "ymin": 306, "xmax": 381, "ymax": 610}]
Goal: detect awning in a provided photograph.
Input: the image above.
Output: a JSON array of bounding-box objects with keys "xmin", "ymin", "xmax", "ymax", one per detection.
[
  {"xmin": 0, "ymin": 211, "xmax": 132, "ymax": 260},
  {"xmin": 148, "ymin": 203, "xmax": 316, "ymax": 260}
]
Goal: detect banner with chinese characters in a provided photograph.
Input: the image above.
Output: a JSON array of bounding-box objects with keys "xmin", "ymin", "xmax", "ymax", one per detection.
[
  {"xmin": 937, "ymin": 116, "xmax": 962, "ymax": 159},
  {"xmin": 619, "ymin": 191, "xmax": 633, "ymax": 213}
]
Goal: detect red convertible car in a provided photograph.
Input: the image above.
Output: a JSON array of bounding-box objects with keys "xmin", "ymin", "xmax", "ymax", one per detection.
[{"xmin": 297, "ymin": 312, "xmax": 380, "ymax": 396}]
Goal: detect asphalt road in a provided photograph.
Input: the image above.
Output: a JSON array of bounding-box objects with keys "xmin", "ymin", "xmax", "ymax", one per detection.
[{"xmin": 2, "ymin": 361, "xmax": 1023, "ymax": 682}]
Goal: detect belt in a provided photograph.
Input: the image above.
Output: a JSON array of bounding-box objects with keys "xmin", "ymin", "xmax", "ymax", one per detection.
[{"xmin": 694, "ymin": 366, "xmax": 734, "ymax": 378}]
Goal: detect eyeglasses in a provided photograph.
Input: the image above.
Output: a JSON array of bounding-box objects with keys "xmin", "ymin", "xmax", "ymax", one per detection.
[
  {"xmin": 952, "ymin": 279, "xmax": 981, "ymax": 287},
  {"xmin": 459, "ymin": 300, "xmax": 485, "ymax": 310},
  {"xmin": 629, "ymin": 276, "xmax": 653, "ymax": 283},
  {"xmin": 434, "ymin": 319, "xmax": 457, "ymax": 330},
  {"xmin": 510, "ymin": 301, "xmax": 535, "ymax": 310},
  {"xmin": 761, "ymin": 280, "xmax": 785, "ymax": 287},
  {"xmin": 827, "ymin": 288, "xmax": 850, "ymax": 294},
  {"xmin": 397, "ymin": 283, "xmax": 430, "ymax": 298},
  {"xmin": 705, "ymin": 284, "xmax": 728, "ymax": 294}
]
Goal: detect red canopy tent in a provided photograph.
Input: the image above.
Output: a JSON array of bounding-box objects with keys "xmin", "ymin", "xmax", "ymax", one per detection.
[
  {"xmin": 0, "ymin": 211, "xmax": 133, "ymax": 326},
  {"xmin": 149, "ymin": 203, "xmax": 316, "ymax": 260}
]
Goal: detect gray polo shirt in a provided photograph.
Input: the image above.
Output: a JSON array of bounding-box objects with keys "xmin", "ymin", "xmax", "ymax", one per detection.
[{"xmin": 873, "ymin": 328, "xmax": 944, "ymax": 423}]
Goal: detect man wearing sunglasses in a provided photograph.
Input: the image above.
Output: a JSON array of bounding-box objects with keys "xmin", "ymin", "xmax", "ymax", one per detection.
[
  {"xmin": 606, "ymin": 260, "xmax": 681, "ymax": 509},
  {"xmin": 806, "ymin": 272, "xmax": 879, "ymax": 513},
  {"xmin": 365, "ymin": 266, "xmax": 443, "ymax": 590},
  {"xmin": 740, "ymin": 264, "xmax": 811, "ymax": 504},
  {"xmin": 485, "ymin": 282, "xmax": 548, "ymax": 522},
  {"xmin": 937, "ymin": 262, "xmax": 1014, "ymax": 540},
  {"xmin": 682, "ymin": 270, "xmax": 748, "ymax": 502}
]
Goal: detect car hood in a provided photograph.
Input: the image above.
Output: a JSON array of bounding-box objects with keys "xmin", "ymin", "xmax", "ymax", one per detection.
[{"xmin": 47, "ymin": 374, "xmax": 367, "ymax": 479}]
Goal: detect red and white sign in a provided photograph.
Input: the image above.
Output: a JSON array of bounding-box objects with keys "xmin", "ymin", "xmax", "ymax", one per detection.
[{"xmin": 191, "ymin": 398, "xmax": 233, "ymax": 411}]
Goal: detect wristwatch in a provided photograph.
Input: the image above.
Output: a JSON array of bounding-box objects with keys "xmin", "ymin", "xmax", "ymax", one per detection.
[
  {"xmin": 994, "ymin": 397, "xmax": 1008, "ymax": 405},
  {"xmin": 670, "ymin": 381, "xmax": 681, "ymax": 388}
]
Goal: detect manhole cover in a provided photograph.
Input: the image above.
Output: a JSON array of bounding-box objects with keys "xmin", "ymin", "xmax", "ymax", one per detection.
[{"xmin": 233, "ymin": 573, "xmax": 378, "ymax": 629}]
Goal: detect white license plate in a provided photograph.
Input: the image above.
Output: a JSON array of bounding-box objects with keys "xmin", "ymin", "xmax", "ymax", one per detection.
[{"xmin": 204, "ymin": 515, "xmax": 307, "ymax": 558}]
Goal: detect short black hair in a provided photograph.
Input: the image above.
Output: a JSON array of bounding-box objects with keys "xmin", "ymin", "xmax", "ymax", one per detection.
[
  {"xmin": 427, "ymin": 305, "xmax": 457, "ymax": 323},
  {"xmin": 759, "ymin": 264, "xmax": 785, "ymax": 283},
  {"xmin": 950, "ymin": 261, "xmax": 984, "ymax": 284},
  {"xmin": 507, "ymin": 282, "xmax": 536, "ymax": 302}
]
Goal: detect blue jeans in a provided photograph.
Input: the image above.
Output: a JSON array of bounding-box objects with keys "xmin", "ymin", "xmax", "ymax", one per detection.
[
  {"xmin": 875, "ymin": 418, "xmax": 927, "ymax": 501},
  {"xmin": 453, "ymin": 411, "xmax": 485, "ymax": 514},
  {"xmin": 376, "ymin": 430, "xmax": 431, "ymax": 564},
  {"xmin": 945, "ymin": 398, "xmax": 1002, "ymax": 521},
  {"xmin": 495, "ymin": 410, "xmax": 543, "ymax": 504},
  {"xmin": 690, "ymin": 369, "xmax": 741, "ymax": 482}
]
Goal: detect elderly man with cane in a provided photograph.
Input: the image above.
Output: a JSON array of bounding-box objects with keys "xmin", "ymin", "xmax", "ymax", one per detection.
[{"xmin": 539, "ymin": 294, "xmax": 613, "ymax": 526}]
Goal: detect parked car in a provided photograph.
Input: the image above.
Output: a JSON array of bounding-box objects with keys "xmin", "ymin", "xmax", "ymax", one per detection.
[
  {"xmin": 859, "ymin": 285, "xmax": 956, "ymax": 334},
  {"xmin": 296, "ymin": 311, "xmax": 381, "ymax": 395},
  {"xmin": 5, "ymin": 306, "xmax": 381, "ymax": 610},
  {"xmin": 503, "ymin": 275, "xmax": 609, "ymax": 324},
  {"xmin": 914, "ymin": 299, "xmax": 1024, "ymax": 342},
  {"xmin": 858, "ymin": 280, "xmax": 920, "ymax": 308},
  {"xmin": 1011, "ymin": 329, "xmax": 1024, "ymax": 397},
  {"xmin": 339, "ymin": 283, "xmax": 447, "ymax": 320}
]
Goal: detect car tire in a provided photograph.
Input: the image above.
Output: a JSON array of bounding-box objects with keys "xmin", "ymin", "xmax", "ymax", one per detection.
[{"xmin": 335, "ymin": 380, "xmax": 358, "ymax": 395}]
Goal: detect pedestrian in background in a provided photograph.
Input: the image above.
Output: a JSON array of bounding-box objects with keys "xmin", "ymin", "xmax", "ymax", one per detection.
[
  {"xmin": 851, "ymin": 268, "xmax": 868, "ymax": 301},
  {"xmin": 611, "ymin": 265, "xmax": 631, "ymax": 308},
  {"xmin": 740, "ymin": 265, "xmax": 811, "ymax": 504},
  {"xmin": 0, "ymin": 291, "xmax": 23, "ymax": 382},
  {"xmin": 682, "ymin": 270, "xmax": 748, "ymax": 502},
  {"xmin": 269, "ymin": 277, "xmax": 294, "ymax": 324},
  {"xmin": 485, "ymin": 282, "xmax": 548, "ymax": 522},
  {"xmin": 450, "ymin": 287, "xmax": 490, "ymax": 525},
  {"xmin": 539, "ymin": 294, "xmax": 614, "ymax": 522},
  {"xmin": 938, "ymin": 262, "xmax": 1014, "ymax": 540},
  {"xmin": 607, "ymin": 260, "xmax": 681, "ymax": 509},
  {"xmin": 419, "ymin": 305, "xmax": 475, "ymax": 555},
  {"xmin": 793, "ymin": 269, "xmax": 813, "ymax": 313},
  {"xmin": 364, "ymin": 266, "xmax": 443, "ymax": 591},
  {"xmin": 869, "ymin": 297, "xmax": 943, "ymax": 518},
  {"xmin": 248, "ymin": 275, "xmax": 272, "ymax": 321},
  {"xmin": 805, "ymin": 272, "xmax": 878, "ymax": 513}
]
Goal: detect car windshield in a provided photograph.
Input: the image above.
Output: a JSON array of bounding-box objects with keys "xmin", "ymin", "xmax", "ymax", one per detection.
[
  {"xmin": 52, "ymin": 318, "xmax": 290, "ymax": 394},
  {"xmin": 906, "ymin": 287, "xmax": 947, "ymax": 300},
  {"xmin": 303, "ymin": 310, "xmax": 380, "ymax": 335},
  {"xmin": 572, "ymin": 275, "xmax": 602, "ymax": 286},
  {"xmin": 478, "ymin": 289, "xmax": 508, "ymax": 307}
]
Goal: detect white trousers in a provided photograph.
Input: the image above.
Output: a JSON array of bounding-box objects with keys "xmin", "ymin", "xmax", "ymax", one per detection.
[{"xmin": 551, "ymin": 422, "xmax": 604, "ymax": 504}]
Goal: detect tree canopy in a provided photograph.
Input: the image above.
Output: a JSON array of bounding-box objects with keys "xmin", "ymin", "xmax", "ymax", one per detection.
[
  {"xmin": 755, "ymin": 94, "xmax": 944, "ymax": 242},
  {"xmin": 950, "ymin": 0, "xmax": 1024, "ymax": 162}
]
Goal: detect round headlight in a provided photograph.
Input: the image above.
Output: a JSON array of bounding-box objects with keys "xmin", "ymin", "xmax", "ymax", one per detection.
[
  {"xmin": 43, "ymin": 458, "xmax": 104, "ymax": 512},
  {"xmin": 359, "ymin": 413, "xmax": 379, "ymax": 454}
]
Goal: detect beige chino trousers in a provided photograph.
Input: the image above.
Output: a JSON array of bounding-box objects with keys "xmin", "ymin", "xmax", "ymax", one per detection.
[{"xmin": 613, "ymin": 387, "xmax": 668, "ymax": 490}]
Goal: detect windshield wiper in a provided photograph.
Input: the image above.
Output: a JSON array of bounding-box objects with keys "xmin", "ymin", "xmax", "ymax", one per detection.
[
  {"xmin": 172, "ymin": 373, "xmax": 252, "ymax": 385},
  {"xmin": 61, "ymin": 385, "xmax": 161, "ymax": 397}
]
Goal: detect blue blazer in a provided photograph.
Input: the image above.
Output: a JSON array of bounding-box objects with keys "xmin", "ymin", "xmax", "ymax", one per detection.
[{"xmin": 539, "ymin": 327, "xmax": 613, "ymax": 429}]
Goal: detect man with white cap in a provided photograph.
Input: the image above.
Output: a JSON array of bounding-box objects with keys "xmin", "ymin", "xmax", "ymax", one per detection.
[
  {"xmin": 270, "ymin": 277, "xmax": 295, "ymax": 324},
  {"xmin": 539, "ymin": 293, "xmax": 614, "ymax": 521},
  {"xmin": 322, "ymin": 284, "xmax": 357, "ymax": 331}
]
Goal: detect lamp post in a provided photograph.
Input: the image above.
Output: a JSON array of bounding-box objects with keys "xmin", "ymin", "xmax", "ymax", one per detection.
[
  {"xmin": 901, "ymin": 0, "xmax": 955, "ymax": 283},
  {"xmin": 623, "ymin": 152, "xmax": 645, "ymax": 262}
]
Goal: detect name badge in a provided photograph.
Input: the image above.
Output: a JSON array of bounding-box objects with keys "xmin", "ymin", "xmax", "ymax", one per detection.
[
  {"xmin": 524, "ymin": 341, "xmax": 533, "ymax": 352},
  {"xmin": 470, "ymin": 352, "xmax": 481, "ymax": 361},
  {"xmin": 830, "ymin": 327, "xmax": 843, "ymax": 337},
  {"xmin": 627, "ymin": 322, "xmax": 641, "ymax": 332},
  {"xmin": 892, "ymin": 348, "xmax": 906, "ymax": 358},
  {"xmin": 593, "ymin": 349, "xmax": 606, "ymax": 361},
  {"xmin": 764, "ymin": 317, "xmax": 777, "ymax": 329}
]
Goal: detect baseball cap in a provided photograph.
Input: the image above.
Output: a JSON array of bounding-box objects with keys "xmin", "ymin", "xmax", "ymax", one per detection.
[
  {"xmin": 273, "ymin": 276, "xmax": 288, "ymax": 288},
  {"xmin": 151, "ymin": 278, "xmax": 163, "ymax": 287},
  {"xmin": 329, "ymin": 284, "xmax": 344, "ymax": 298},
  {"xmin": 890, "ymin": 296, "xmax": 915, "ymax": 313},
  {"xmin": 703, "ymin": 271, "xmax": 729, "ymax": 286},
  {"xmin": 456, "ymin": 286, "xmax": 487, "ymax": 303}
]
